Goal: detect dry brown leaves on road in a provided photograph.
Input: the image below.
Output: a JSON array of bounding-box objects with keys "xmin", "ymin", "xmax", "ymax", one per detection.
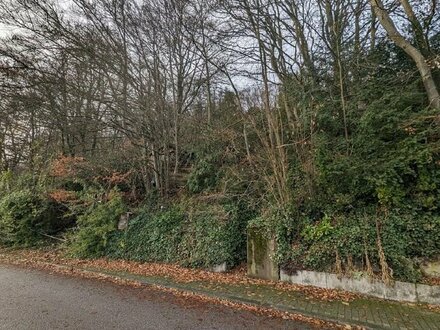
[
  {"xmin": 0, "ymin": 248, "xmax": 359, "ymax": 302},
  {"xmin": 0, "ymin": 248, "xmax": 362, "ymax": 330}
]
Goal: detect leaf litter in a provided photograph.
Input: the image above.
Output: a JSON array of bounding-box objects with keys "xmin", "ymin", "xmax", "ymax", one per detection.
[{"xmin": 0, "ymin": 247, "xmax": 369, "ymax": 329}]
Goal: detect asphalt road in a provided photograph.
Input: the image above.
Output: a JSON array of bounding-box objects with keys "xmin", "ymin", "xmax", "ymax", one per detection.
[{"xmin": 0, "ymin": 265, "xmax": 314, "ymax": 330}]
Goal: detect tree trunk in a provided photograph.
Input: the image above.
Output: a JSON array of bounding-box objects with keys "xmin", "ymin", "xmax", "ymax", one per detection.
[{"xmin": 370, "ymin": 0, "xmax": 440, "ymax": 109}]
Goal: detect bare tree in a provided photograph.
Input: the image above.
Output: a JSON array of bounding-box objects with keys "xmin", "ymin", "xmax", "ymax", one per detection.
[{"xmin": 370, "ymin": 0, "xmax": 440, "ymax": 109}]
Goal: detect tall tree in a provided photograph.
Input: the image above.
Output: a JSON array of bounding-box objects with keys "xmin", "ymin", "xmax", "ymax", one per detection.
[{"xmin": 370, "ymin": 0, "xmax": 440, "ymax": 109}]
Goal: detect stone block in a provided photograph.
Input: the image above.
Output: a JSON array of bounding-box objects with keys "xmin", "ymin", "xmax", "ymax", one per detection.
[
  {"xmin": 118, "ymin": 212, "xmax": 132, "ymax": 230},
  {"xmin": 326, "ymin": 273, "xmax": 346, "ymax": 290},
  {"xmin": 279, "ymin": 269, "xmax": 291, "ymax": 282},
  {"xmin": 300, "ymin": 270, "xmax": 328, "ymax": 288},
  {"xmin": 416, "ymin": 283, "xmax": 440, "ymax": 305},
  {"xmin": 247, "ymin": 228, "xmax": 279, "ymax": 280},
  {"xmin": 383, "ymin": 281, "xmax": 417, "ymax": 302},
  {"xmin": 212, "ymin": 262, "xmax": 227, "ymax": 273},
  {"xmin": 420, "ymin": 260, "xmax": 440, "ymax": 278},
  {"xmin": 280, "ymin": 270, "xmax": 327, "ymax": 288},
  {"xmin": 362, "ymin": 278, "xmax": 386, "ymax": 298}
]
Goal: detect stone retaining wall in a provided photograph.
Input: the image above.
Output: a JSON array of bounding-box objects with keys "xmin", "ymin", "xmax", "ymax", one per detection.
[{"xmin": 280, "ymin": 269, "xmax": 440, "ymax": 305}]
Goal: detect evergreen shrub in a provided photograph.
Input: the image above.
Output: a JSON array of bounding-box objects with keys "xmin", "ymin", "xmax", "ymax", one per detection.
[{"xmin": 0, "ymin": 190, "xmax": 60, "ymax": 246}]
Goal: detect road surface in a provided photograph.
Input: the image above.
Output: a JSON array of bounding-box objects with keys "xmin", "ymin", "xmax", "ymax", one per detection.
[{"xmin": 0, "ymin": 265, "xmax": 315, "ymax": 330}]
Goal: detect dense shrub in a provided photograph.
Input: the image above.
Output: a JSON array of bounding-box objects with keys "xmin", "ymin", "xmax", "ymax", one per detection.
[
  {"xmin": 272, "ymin": 83, "xmax": 440, "ymax": 282},
  {"xmin": 0, "ymin": 190, "xmax": 61, "ymax": 246},
  {"xmin": 281, "ymin": 211, "xmax": 440, "ymax": 282},
  {"xmin": 118, "ymin": 207, "xmax": 185, "ymax": 263},
  {"xmin": 179, "ymin": 204, "xmax": 233, "ymax": 267},
  {"xmin": 106, "ymin": 200, "xmax": 254, "ymax": 268},
  {"xmin": 68, "ymin": 193, "xmax": 126, "ymax": 258},
  {"xmin": 187, "ymin": 155, "xmax": 221, "ymax": 193}
]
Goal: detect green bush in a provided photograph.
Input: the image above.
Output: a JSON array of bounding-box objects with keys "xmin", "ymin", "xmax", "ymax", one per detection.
[
  {"xmin": 179, "ymin": 205, "xmax": 232, "ymax": 267},
  {"xmin": 106, "ymin": 200, "xmax": 254, "ymax": 268},
  {"xmin": 276, "ymin": 87, "xmax": 440, "ymax": 282},
  {"xmin": 120, "ymin": 207, "xmax": 185, "ymax": 263},
  {"xmin": 187, "ymin": 155, "xmax": 221, "ymax": 193},
  {"xmin": 0, "ymin": 190, "xmax": 59, "ymax": 246},
  {"xmin": 68, "ymin": 193, "xmax": 126, "ymax": 258},
  {"xmin": 285, "ymin": 211, "xmax": 440, "ymax": 282},
  {"xmin": 0, "ymin": 170, "xmax": 13, "ymax": 197}
]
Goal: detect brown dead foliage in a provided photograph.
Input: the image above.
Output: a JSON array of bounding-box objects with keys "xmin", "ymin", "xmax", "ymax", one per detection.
[
  {"xmin": 103, "ymin": 170, "xmax": 133, "ymax": 185},
  {"xmin": 48, "ymin": 189, "xmax": 78, "ymax": 203},
  {"xmin": 422, "ymin": 277, "xmax": 440, "ymax": 286},
  {"xmin": 50, "ymin": 156, "xmax": 86, "ymax": 178}
]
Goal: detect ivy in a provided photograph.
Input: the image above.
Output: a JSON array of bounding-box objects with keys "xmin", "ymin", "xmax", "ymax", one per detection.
[{"xmin": 105, "ymin": 199, "xmax": 255, "ymax": 268}]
